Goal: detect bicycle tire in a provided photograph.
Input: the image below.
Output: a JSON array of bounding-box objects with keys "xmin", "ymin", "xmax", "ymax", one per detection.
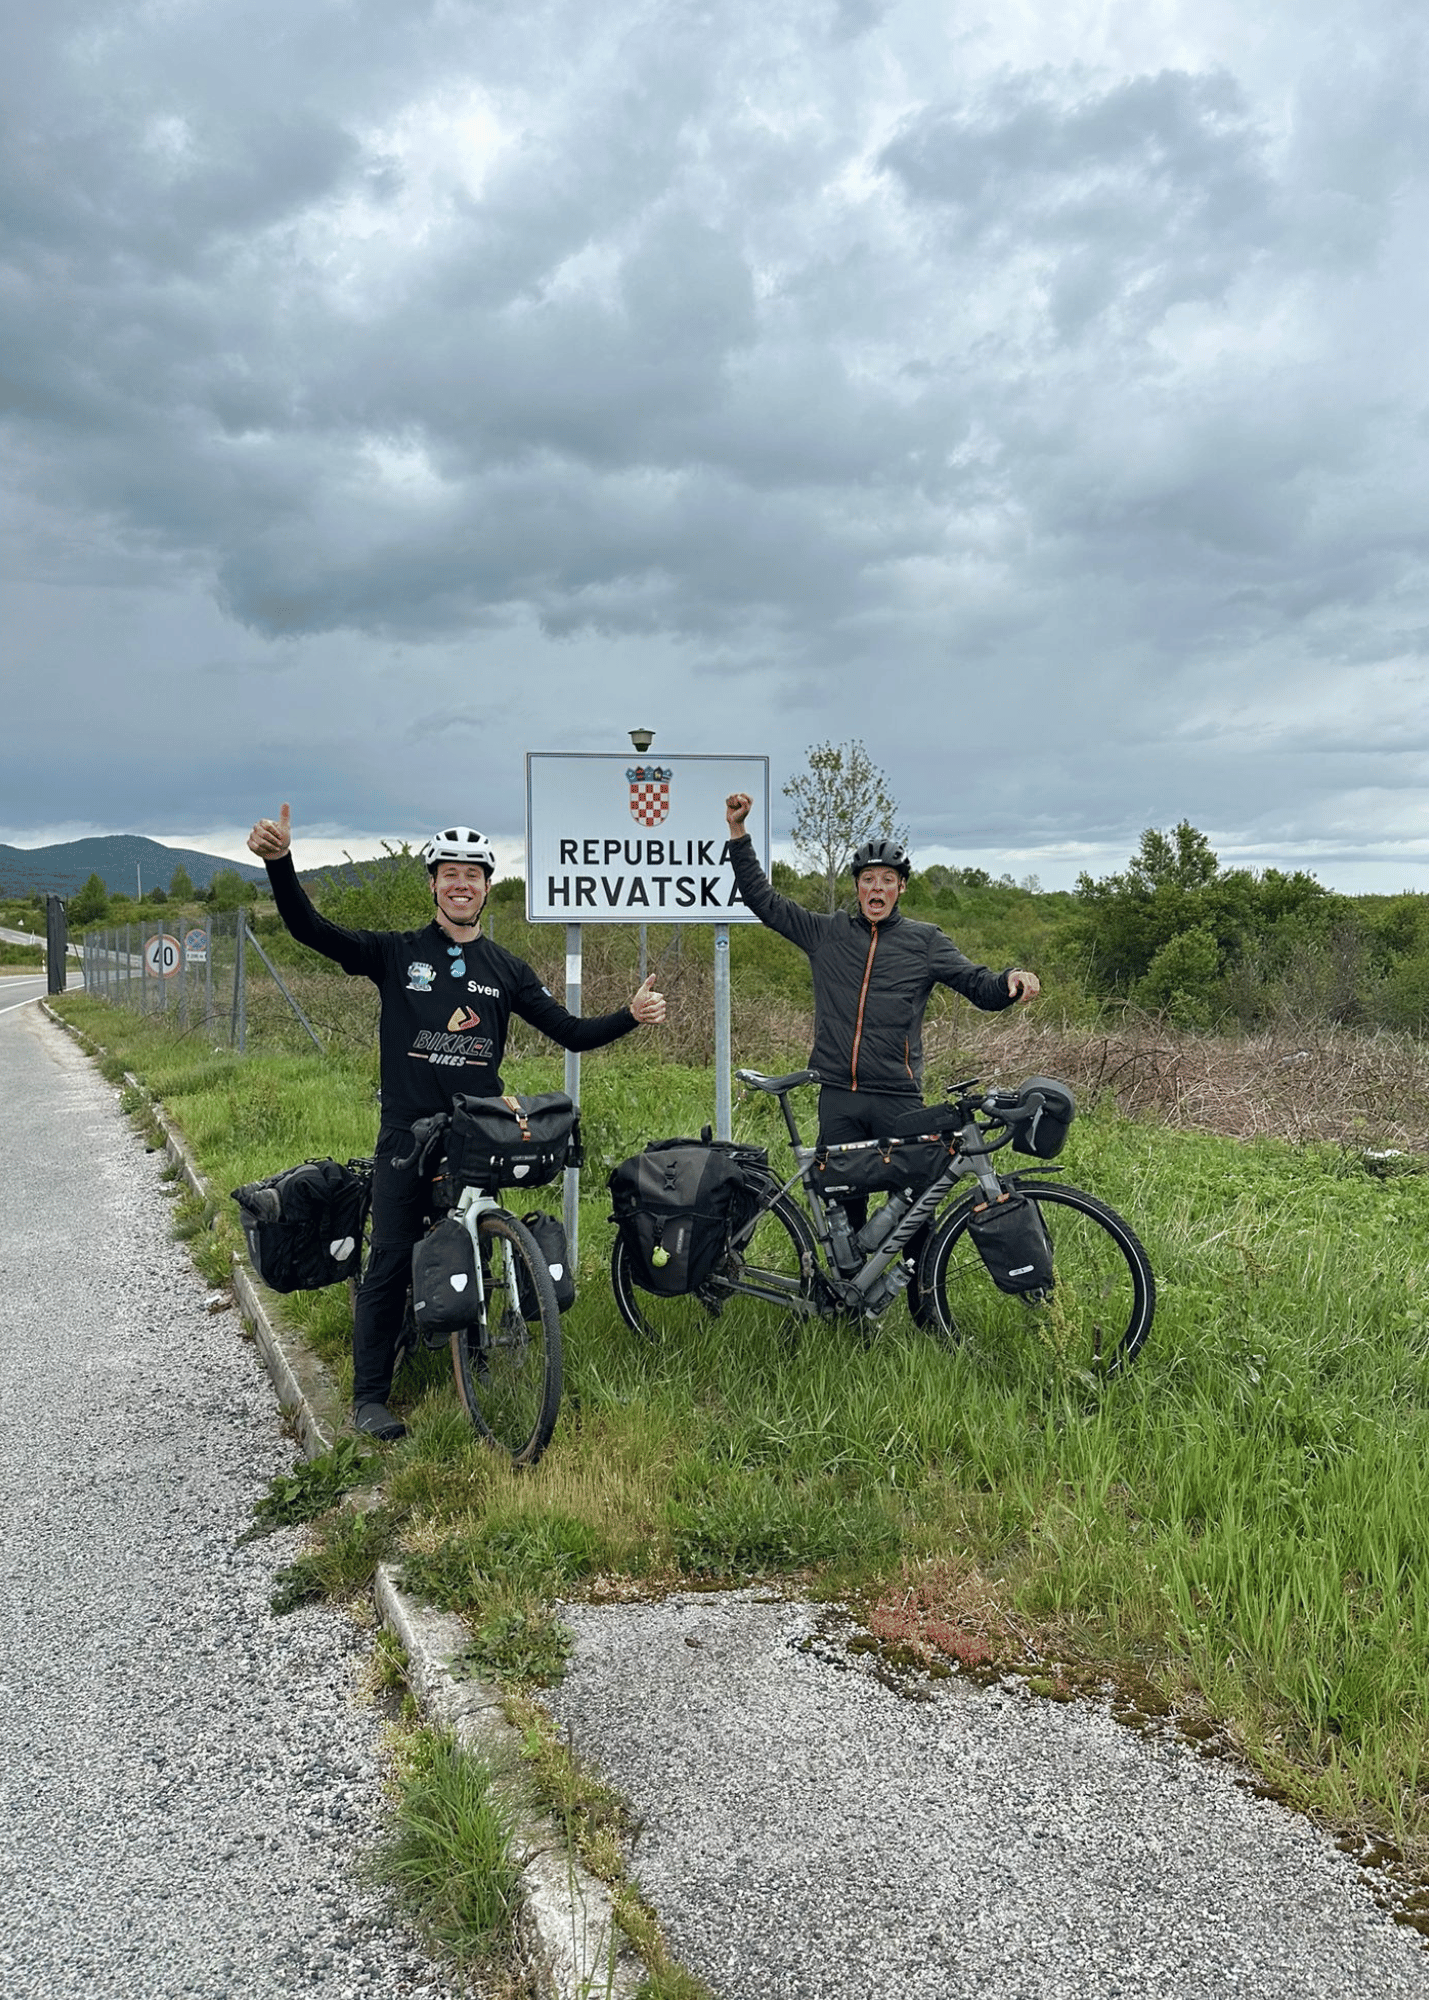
[
  {"xmin": 919, "ymin": 1181, "xmax": 1154, "ymax": 1377},
  {"xmin": 609, "ymin": 1183, "xmax": 818, "ymax": 1342},
  {"xmin": 452, "ymin": 1209, "xmax": 563, "ymax": 1465}
]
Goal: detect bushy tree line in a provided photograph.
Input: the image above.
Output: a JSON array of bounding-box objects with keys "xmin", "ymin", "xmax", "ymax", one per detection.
[
  {"xmin": 67, "ymin": 866, "xmax": 259, "ymax": 927},
  {"xmin": 1073, "ymin": 822, "xmax": 1429, "ymax": 1032}
]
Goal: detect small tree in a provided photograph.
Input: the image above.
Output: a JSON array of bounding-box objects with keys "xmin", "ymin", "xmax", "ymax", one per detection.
[
  {"xmin": 69, "ymin": 872, "xmax": 110, "ymax": 926},
  {"xmin": 209, "ymin": 868, "xmax": 258, "ymax": 911},
  {"xmin": 168, "ymin": 863, "xmax": 195, "ymax": 902},
  {"xmin": 783, "ymin": 740, "xmax": 908, "ymax": 913}
]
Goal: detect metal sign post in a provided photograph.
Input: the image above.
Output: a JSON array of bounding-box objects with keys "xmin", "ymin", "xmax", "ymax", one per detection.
[{"xmin": 563, "ymin": 923, "xmax": 582, "ymax": 1268}]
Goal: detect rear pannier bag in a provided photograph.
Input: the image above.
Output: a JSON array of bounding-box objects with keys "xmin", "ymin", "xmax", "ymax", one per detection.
[
  {"xmin": 1005, "ymin": 1077, "xmax": 1076, "ymax": 1160},
  {"xmin": 966, "ymin": 1193, "xmax": 1055, "ymax": 1296},
  {"xmin": 519, "ymin": 1211, "xmax": 576, "ymax": 1314},
  {"xmin": 230, "ymin": 1158, "xmax": 371, "ymax": 1294},
  {"xmin": 411, "ymin": 1216, "xmax": 480, "ymax": 1338},
  {"xmin": 811, "ymin": 1135, "xmax": 954, "ymax": 1205},
  {"xmin": 608, "ymin": 1140, "xmax": 761, "ymax": 1297},
  {"xmin": 439, "ymin": 1092, "xmax": 580, "ymax": 1200}
]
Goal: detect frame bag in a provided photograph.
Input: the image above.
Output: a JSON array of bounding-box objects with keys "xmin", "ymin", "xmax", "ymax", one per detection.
[
  {"xmin": 812, "ymin": 1135, "xmax": 954, "ymax": 1204},
  {"xmin": 608, "ymin": 1140, "xmax": 762, "ymax": 1298},
  {"xmin": 230, "ymin": 1158, "xmax": 371, "ymax": 1294},
  {"xmin": 440, "ymin": 1092, "xmax": 581, "ymax": 1201},
  {"xmin": 966, "ymin": 1193, "xmax": 1055, "ymax": 1296}
]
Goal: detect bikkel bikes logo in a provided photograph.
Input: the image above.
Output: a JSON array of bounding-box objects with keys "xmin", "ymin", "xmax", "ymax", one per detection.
[
  {"xmin": 406, "ymin": 960, "xmax": 436, "ymax": 992},
  {"xmin": 447, "ymin": 1007, "xmax": 481, "ymax": 1033},
  {"xmin": 627, "ymin": 763, "xmax": 672, "ymax": 827}
]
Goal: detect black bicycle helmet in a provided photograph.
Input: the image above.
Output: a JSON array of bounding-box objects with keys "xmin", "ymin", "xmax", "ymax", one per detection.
[{"xmin": 849, "ymin": 838, "xmax": 911, "ymax": 881}]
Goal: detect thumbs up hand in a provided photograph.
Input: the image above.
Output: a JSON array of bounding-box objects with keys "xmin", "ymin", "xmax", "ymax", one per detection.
[
  {"xmin": 247, "ymin": 802, "xmax": 292, "ymax": 860},
  {"xmin": 629, "ymin": 973, "xmax": 666, "ymax": 1024}
]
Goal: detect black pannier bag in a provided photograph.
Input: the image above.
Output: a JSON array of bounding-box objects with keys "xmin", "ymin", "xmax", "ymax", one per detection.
[
  {"xmin": 811, "ymin": 1135, "xmax": 955, "ymax": 1205},
  {"xmin": 1000, "ymin": 1077, "xmax": 1076, "ymax": 1160},
  {"xmin": 608, "ymin": 1139, "xmax": 762, "ymax": 1298},
  {"xmin": 519, "ymin": 1211, "xmax": 577, "ymax": 1314},
  {"xmin": 439, "ymin": 1092, "xmax": 581, "ymax": 1201},
  {"xmin": 411, "ymin": 1216, "xmax": 480, "ymax": 1338},
  {"xmin": 966, "ymin": 1192, "xmax": 1055, "ymax": 1296},
  {"xmin": 230, "ymin": 1158, "xmax": 371, "ymax": 1294}
]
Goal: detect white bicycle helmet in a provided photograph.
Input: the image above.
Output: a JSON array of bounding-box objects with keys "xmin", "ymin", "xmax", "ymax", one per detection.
[{"xmin": 421, "ymin": 827, "xmax": 496, "ymax": 877}]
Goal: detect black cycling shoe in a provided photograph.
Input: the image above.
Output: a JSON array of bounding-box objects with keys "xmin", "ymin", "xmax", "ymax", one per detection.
[{"xmin": 353, "ymin": 1401, "xmax": 407, "ymax": 1442}]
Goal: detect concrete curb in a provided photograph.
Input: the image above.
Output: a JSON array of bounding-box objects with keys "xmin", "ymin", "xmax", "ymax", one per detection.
[{"xmin": 39, "ymin": 1000, "xmax": 644, "ymax": 2000}]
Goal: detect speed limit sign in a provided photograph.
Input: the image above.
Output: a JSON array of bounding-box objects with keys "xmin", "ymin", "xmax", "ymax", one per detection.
[{"xmin": 144, "ymin": 934, "xmax": 181, "ymax": 978}]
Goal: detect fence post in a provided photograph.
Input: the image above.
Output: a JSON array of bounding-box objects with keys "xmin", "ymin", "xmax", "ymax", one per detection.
[
  {"xmin": 244, "ymin": 924, "xmax": 324, "ymax": 1052},
  {"xmin": 232, "ymin": 915, "xmax": 247, "ymax": 1051},
  {"xmin": 204, "ymin": 918, "xmax": 213, "ymax": 1029}
]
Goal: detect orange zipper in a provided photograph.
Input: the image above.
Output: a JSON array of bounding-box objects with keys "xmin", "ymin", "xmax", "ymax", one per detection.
[{"xmin": 849, "ymin": 929, "xmax": 878, "ymax": 1089}]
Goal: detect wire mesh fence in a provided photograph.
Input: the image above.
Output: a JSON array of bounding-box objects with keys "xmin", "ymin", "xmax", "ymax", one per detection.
[{"xmin": 79, "ymin": 914, "xmax": 351, "ymax": 1055}]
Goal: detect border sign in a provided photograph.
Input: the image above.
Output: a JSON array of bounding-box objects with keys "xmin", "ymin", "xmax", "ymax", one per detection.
[{"xmin": 525, "ymin": 753, "xmax": 770, "ymax": 923}]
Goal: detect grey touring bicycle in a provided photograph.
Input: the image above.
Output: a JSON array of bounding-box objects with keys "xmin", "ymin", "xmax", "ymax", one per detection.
[{"xmin": 610, "ymin": 1067, "xmax": 1155, "ymax": 1377}]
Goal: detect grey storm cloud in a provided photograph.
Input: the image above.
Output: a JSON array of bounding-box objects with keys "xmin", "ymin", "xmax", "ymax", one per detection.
[{"xmin": 6, "ymin": 0, "xmax": 1429, "ymax": 878}]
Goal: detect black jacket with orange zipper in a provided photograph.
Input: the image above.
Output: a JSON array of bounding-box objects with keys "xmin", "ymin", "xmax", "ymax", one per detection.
[{"xmin": 728, "ymin": 836, "xmax": 1015, "ymax": 1097}]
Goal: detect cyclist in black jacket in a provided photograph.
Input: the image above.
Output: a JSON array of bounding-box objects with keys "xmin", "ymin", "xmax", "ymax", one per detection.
[
  {"xmin": 248, "ymin": 806, "xmax": 665, "ymax": 1439},
  {"xmin": 723, "ymin": 792, "xmax": 1039, "ymax": 1273}
]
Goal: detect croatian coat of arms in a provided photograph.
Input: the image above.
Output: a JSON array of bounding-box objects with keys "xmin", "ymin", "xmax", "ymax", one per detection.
[{"xmin": 627, "ymin": 764, "xmax": 672, "ymax": 827}]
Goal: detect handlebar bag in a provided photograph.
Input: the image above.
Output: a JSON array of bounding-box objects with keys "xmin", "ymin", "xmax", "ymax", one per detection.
[
  {"xmin": 440, "ymin": 1092, "xmax": 581, "ymax": 1200},
  {"xmin": 411, "ymin": 1216, "xmax": 480, "ymax": 1336},
  {"xmin": 519, "ymin": 1211, "xmax": 577, "ymax": 1314},
  {"xmin": 812, "ymin": 1135, "xmax": 955, "ymax": 1203},
  {"xmin": 966, "ymin": 1192, "xmax": 1054, "ymax": 1296},
  {"xmin": 1007, "ymin": 1078, "xmax": 1076, "ymax": 1160},
  {"xmin": 230, "ymin": 1158, "xmax": 371, "ymax": 1293},
  {"xmin": 608, "ymin": 1140, "xmax": 762, "ymax": 1297}
]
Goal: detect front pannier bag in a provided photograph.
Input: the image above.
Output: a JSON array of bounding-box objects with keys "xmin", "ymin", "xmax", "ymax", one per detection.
[
  {"xmin": 966, "ymin": 1192, "xmax": 1055, "ymax": 1296},
  {"xmin": 608, "ymin": 1140, "xmax": 760, "ymax": 1298},
  {"xmin": 411, "ymin": 1216, "xmax": 480, "ymax": 1338},
  {"xmin": 230, "ymin": 1158, "xmax": 371, "ymax": 1293},
  {"xmin": 440, "ymin": 1092, "xmax": 580, "ymax": 1200},
  {"xmin": 519, "ymin": 1211, "xmax": 577, "ymax": 1314}
]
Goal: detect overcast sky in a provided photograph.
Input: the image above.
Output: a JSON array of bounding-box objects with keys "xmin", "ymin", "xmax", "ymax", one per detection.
[{"xmin": 6, "ymin": 0, "xmax": 1429, "ymax": 889}]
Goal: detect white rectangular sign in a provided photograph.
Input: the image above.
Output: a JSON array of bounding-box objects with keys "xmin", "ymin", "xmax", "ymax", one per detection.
[{"xmin": 525, "ymin": 753, "xmax": 770, "ymax": 924}]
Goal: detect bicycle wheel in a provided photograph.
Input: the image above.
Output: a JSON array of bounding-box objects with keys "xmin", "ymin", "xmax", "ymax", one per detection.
[
  {"xmin": 609, "ymin": 1186, "xmax": 818, "ymax": 1342},
  {"xmin": 452, "ymin": 1210, "xmax": 563, "ymax": 1465},
  {"xmin": 920, "ymin": 1181, "xmax": 1154, "ymax": 1377}
]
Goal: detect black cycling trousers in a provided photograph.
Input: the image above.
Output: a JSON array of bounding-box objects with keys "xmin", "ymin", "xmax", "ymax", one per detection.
[
  {"xmin": 352, "ymin": 1127, "xmax": 431, "ymax": 1408},
  {"xmin": 817, "ymin": 1085, "xmax": 932, "ymax": 1255}
]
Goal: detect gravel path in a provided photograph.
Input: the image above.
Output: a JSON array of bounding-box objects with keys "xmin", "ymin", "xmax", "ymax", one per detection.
[
  {"xmin": 544, "ymin": 1593, "xmax": 1429, "ymax": 1999},
  {"xmin": 0, "ymin": 1001, "xmax": 463, "ymax": 1999}
]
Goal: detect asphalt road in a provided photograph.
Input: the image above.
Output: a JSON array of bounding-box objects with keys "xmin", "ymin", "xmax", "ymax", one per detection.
[{"xmin": 0, "ymin": 997, "xmax": 460, "ymax": 1999}]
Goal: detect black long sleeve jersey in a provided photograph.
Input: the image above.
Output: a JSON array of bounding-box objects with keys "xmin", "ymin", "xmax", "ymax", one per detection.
[
  {"xmin": 728, "ymin": 836, "xmax": 1014, "ymax": 1097},
  {"xmin": 264, "ymin": 855, "xmax": 638, "ymax": 1128}
]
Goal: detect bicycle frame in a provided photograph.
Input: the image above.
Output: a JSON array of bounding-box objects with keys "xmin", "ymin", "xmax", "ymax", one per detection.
[{"xmin": 735, "ymin": 1070, "xmax": 1031, "ymax": 1315}]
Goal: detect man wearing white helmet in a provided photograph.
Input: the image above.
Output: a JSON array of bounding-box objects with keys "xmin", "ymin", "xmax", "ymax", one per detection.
[{"xmin": 248, "ymin": 804, "xmax": 665, "ymax": 1439}]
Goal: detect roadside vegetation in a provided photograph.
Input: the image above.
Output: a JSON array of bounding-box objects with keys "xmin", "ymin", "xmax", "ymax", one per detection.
[{"xmin": 46, "ymin": 823, "xmax": 1429, "ymax": 1937}]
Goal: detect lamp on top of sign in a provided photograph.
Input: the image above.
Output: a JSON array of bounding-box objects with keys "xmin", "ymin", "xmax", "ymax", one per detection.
[{"xmin": 525, "ymin": 753, "xmax": 771, "ymax": 925}]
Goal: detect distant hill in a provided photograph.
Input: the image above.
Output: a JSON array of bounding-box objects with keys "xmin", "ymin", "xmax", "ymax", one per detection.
[{"xmin": 0, "ymin": 835, "xmax": 266, "ymax": 899}]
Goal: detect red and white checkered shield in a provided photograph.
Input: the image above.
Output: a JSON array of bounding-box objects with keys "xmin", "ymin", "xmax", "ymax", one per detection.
[{"xmin": 627, "ymin": 765, "xmax": 672, "ymax": 827}]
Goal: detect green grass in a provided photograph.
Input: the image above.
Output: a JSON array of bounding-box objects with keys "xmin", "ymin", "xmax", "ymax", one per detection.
[
  {"xmin": 376, "ymin": 1730, "xmax": 525, "ymax": 1975},
  {"xmin": 53, "ymin": 987, "xmax": 1429, "ymax": 1866}
]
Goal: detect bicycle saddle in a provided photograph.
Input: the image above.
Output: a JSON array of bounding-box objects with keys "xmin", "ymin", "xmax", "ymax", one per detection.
[{"xmin": 733, "ymin": 1067, "xmax": 819, "ymax": 1093}]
